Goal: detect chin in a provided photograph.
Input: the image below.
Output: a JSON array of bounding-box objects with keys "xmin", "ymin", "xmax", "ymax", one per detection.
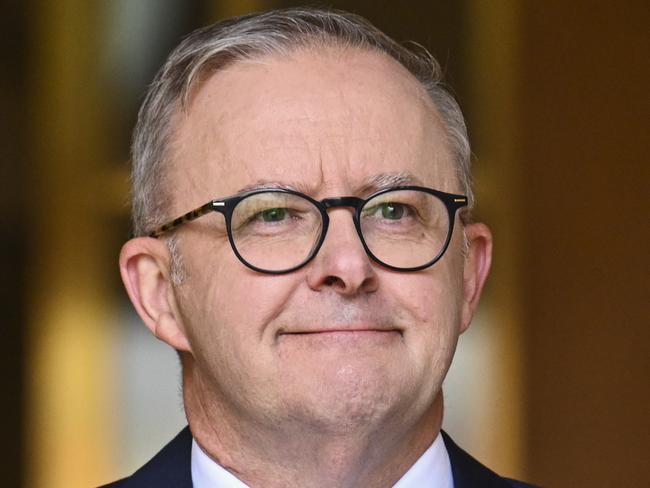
[{"xmin": 280, "ymin": 363, "xmax": 418, "ymax": 433}]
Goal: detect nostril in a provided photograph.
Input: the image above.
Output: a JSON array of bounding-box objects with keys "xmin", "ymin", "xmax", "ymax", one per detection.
[{"xmin": 324, "ymin": 276, "xmax": 339, "ymax": 286}]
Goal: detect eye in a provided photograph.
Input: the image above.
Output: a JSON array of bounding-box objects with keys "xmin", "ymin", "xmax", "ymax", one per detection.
[
  {"xmin": 365, "ymin": 202, "xmax": 409, "ymax": 220},
  {"xmin": 378, "ymin": 202, "xmax": 405, "ymax": 220},
  {"xmin": 258, "ymin": 207, "xmax": 289, "ymax": 222}
]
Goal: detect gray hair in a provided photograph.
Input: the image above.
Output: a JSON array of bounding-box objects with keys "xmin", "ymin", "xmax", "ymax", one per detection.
[{"xmin": 130, "ymin": 7, "xmax": 472, "ymax": 237}]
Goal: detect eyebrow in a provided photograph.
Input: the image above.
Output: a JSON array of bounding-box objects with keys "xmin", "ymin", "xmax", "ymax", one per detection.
[
  {"xmin": 236, "ymin": 180, "xmax": 311, "ymax": 194},
  {"xmin": 235, "ymin": 171, "xmax": 424, "ymax": 197},
  {"xmin": 360, "ymin": 171, "xmax": 424, "ymax": 193}
]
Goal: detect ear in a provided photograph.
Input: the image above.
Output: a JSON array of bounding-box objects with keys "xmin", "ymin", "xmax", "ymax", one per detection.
[
  {"xmin": 459, "ymin": 222, "xmax": 493, "ymax": 333},
  {"xmin": 119, "ymin": 237, "xmax": 191, "ymax": 352}
]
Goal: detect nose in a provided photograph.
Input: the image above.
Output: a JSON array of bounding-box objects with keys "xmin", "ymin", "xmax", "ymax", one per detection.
[{"xmin": 306, "ymin": 208, "xmax": 379, "ymax": 295}]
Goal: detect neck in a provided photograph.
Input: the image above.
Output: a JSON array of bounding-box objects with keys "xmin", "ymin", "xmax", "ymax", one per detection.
[{"xmin": 182, "ymin": 359, "xmax": 444, "ymax": 488}]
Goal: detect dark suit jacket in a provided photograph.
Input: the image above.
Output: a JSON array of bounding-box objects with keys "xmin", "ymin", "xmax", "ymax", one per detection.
[{"xmin": 101, "ymin": 427, "xmax": 538, "ymax": 487}]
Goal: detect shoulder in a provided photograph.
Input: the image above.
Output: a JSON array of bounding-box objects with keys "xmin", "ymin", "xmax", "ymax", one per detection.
[
  {"xmin": 98, "ymin": 427, "xmax": 193, "ymax": 488},
  {"xmin": 441, "ymin": 431, "xmax": 539, "ymax": 488}
]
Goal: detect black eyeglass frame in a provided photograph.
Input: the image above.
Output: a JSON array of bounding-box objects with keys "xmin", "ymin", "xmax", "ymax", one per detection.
[{"xmin": 148, "ymin": 186, "xmax": 468, "ymax": 274}]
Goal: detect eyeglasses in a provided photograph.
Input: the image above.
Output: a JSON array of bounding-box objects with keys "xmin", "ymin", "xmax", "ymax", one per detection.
[{"xmin": 149, "ymin": 186, "xmax": 468, "ymax": 274}]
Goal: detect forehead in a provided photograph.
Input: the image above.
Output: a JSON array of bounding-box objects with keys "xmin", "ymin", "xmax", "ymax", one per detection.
[{"xmin": 169, "ymin": 46, "xmax": 456, "ymax": 209}]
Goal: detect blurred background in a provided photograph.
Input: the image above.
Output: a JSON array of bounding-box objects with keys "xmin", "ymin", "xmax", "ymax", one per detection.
[{"xmin": 1, "ymin": 0, "xmax": 648, "ymax": 486}]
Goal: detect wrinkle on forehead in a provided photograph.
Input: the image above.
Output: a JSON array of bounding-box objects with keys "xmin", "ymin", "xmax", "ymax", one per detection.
[
  {"xmin": 236, "ymin": 171, "xmax": 424, "ymax": 197},
  {"xmin": 168, "ymin": 47, "xmax": 457, "ymax": 214}
]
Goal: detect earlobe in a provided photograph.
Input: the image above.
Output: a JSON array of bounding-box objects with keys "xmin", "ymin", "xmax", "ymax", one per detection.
[
  {"xmin": 459, "ymin": 223, "xmax": 493, "ymax": 333},
  {"xmin": 119, "ymin": 237, "xmax": 192, "ymax": 352}
]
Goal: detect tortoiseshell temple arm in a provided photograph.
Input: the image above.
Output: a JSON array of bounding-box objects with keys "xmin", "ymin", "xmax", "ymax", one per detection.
[{"xmin": 148, "ymin": 201, "xmax": 222, "ymax": 238}]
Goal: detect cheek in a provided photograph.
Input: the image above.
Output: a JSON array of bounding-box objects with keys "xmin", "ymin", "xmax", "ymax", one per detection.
[
  {"xmin": 386, "ymin": 267, "xmax": 464, "ymax": 372},
  {"xmin": 180, "ymin": 249, "xmax": 301, "ymax": 354},
  {"xmin": 387, "ymin": 267, "xmax": 463, "ymax": 328}
]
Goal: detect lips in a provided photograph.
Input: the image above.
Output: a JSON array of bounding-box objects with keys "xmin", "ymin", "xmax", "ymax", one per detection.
[
  {"xmin": 277, "ymin": 326, "xmax": 403, "ymax": 337},
  {"xmin": 278, "ymin": 319, "xmax": 402, "ymax": 330},
  {"xmin": 282, "ymin": 328, "xmax": 400, "ymax": 334},
  {"xmin": 274, "ymin": 304, "xmax": 405, "ymax": 339}
]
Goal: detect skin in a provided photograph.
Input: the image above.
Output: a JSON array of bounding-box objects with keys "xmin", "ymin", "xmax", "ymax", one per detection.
[{"xmin": 120, "ymin": 46, "xmax": 492, "ymax": 487}]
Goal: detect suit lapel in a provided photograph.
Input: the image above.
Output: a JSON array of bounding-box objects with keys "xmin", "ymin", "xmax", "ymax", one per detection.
[
  {"xmin": 442, "ymin": 431, "xmax": 516, "ymax": 488},
  {"xmin": 112, "ymin": 427, "xmax": 527, "ymax": 488},
  {"xmin": 126, "ymin": 426, "xmax": 193, "ymax": 487}
]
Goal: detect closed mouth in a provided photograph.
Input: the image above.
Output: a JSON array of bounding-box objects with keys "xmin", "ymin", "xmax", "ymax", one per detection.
[{"xmin": 277, "ymin": 328, "xmax": 403, "ymax": 337}]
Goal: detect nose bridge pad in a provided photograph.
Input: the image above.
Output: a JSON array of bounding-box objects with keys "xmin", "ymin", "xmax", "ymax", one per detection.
[
  {"xmin": 310, "ymin": 197, "xmax": 368, "ymax": 267},
  {"xmin": 320, "ymin": 197, "xmax": 364, "ymax": 240},
  {"xmin": 320, "ymin": 207, "xmax": 366, "ymax": 259}
]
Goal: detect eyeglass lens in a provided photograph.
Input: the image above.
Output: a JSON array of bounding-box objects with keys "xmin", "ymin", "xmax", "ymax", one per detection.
[
  {"xmin": 360, "ymin": 189, "xmax": 449, "ymax": 269},
  {"xmin": 231, "ymin": 192, "xmax": 323, "ymax": 272},
  {"xmin": 230, "ymin": 189, "xmax": 450, "ymax": 272}
]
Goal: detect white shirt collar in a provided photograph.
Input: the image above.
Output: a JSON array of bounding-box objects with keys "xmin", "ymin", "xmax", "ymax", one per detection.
[
  {"xmin": 191, "ymin": 432, "xmax": 453, "ymax": 488},
  {"xmin": 392, "ymin": 433, "xmax": 454, "ymax": 488},
  {"xmin": 191, "ymin": 440, "xmax": 248, "ymax": 488}
]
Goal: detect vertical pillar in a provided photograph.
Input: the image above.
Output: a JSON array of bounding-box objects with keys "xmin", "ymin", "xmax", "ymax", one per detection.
[
  {"xmin": 25, "ymin": 2, "xmax": 117, "ymax": 486},
  {"xmin": 464, "ymin": 0, "xmax": 527, "ymax": 478}
]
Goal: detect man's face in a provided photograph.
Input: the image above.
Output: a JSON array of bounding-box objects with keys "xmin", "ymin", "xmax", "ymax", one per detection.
[{"xmin": 168, "ymin": 47, "xmax": 471, "ymax": 432}]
